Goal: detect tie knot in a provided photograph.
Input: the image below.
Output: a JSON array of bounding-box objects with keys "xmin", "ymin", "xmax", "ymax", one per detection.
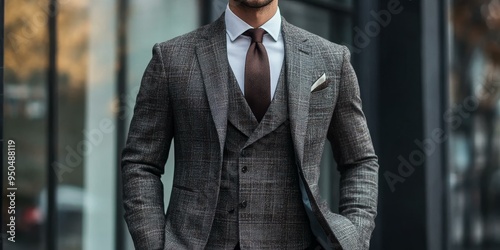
[{"xmin": 244, "ymin": 28, "xmax": 266, "ymax": 43}]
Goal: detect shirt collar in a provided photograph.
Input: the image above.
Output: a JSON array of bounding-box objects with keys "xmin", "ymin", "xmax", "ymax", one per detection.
[{"xmin": 225, "ymin": 4, "xmax": 281, "ymax": 42}]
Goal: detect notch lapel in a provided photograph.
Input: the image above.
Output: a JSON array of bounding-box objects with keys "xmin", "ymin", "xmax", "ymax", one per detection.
[
  {"xmin": 282, "ymin": 19, "xmax": 313, "ymax": 168},
  {"xmin": 282, "ymin": 20, "xmax": 342, "ymax": 248},
  {"xmin": 196, "ymin": 15, "xmax": 229, "ymax": 159}
]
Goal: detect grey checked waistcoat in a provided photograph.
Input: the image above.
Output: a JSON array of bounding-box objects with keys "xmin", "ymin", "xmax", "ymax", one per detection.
[{"xmin": 205, "ymin": 66, "xmax": 314, "ymax": 249}]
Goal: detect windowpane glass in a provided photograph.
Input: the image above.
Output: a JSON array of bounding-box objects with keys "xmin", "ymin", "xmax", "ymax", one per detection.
[
  {"xmin": 56, "ymin": 1, "xmax": 89, "ymax": 248},
  {"xmin": 313, "ymin": 0, "xmax": 353, "ymax": 8},
  {"xmin": 280, "ymin": 1, "xmax": 332, "ymax": 38},
  {"xmin": 54, "ymin": 0, "xmax": 118, "ymax": 249},
  {"xmin": 448, "ymin": 0, "xmax": 500, "ymax": 248},
  {"xmin": 4, "ymin": 0, "xmax": 49, "ymax": 249}
]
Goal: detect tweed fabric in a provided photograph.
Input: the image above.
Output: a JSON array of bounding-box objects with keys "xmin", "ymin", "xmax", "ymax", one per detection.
[
  {"xmin": 122, "ymin": 13, "xmax": 378, "ymax": 250},
  {"xmin": 205, "ymin": 65, "xmax": 313, "ymax": 249}
]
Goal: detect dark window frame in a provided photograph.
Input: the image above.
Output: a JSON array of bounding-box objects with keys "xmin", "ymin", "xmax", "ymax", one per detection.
[{"xmin": 47, "ymin": 0, "xmax": 58, "ymax": 249}]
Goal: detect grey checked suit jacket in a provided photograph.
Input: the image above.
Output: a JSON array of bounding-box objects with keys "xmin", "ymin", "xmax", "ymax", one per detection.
[{"xmin": 122, "ymin": 14, "xmax": 378, "ymax": 250}]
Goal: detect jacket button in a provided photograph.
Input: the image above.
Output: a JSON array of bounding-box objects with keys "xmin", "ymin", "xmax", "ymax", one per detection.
[
  {"xmin": 239, "ymin": 200, "xmax": 247, "ymax": 208},
  {"xmin": 241, "ymin": 166, "xmax": 248, "ymax": 173}
]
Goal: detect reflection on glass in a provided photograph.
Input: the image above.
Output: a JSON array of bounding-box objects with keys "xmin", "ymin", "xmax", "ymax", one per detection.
[
  {"xmin": 55, "ymin": 0, "xmax": 90, "ymax": 249},
  {"xmin": 281, "ymin": 1, "xmax": 332, "ymax": 38},
  {"xmin": 448, "ymin": 0, "xmax": 500, "ymax": 249},
  {"xmin": 4, "ymin": 0, "xmax": 49, "ymax": 249},
  {"xmin": 279, "ymin": 1, "xmax": 352, "ymax": 57}
]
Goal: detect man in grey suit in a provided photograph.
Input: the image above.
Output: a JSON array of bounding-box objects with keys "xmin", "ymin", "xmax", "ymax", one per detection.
[{"xmin": 121, "ymin": 0, "xmax": 378, "ymax": 249}]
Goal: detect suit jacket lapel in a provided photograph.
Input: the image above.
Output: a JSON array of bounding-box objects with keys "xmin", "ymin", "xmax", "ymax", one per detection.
[
  {"xmin": 196, "ymin": 15, "xmax": 229, "ymax": 159},
  {"xmin": 282, "ymin": 21, "xmax": 340, "ymax": 248},
  {"xmin": 195, "ymin": 16, "xmax": 313, "ymax": 166},
  {"xmin": 282, "ymin": 19, "xmax": 313, "ymax": 168}
]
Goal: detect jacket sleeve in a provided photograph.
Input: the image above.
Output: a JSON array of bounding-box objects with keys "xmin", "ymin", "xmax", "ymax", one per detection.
[
  {"xmin": 121, "ymin": 43, "xmax": 174, "ymax": 250},
  {"xmin": 327, "ymin": 46, "xmax": 379, "ymax": 250}
]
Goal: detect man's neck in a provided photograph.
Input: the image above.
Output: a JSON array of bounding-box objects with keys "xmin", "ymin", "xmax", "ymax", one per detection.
[{"xmin": 228, "ymin": 1, "xmax": 278, "ymax": 28}]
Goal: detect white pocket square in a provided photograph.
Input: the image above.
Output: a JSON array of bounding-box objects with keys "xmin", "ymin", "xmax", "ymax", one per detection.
[{"xmin": 310, "ymin": 73, "xmax": 326, "ymax": 92}]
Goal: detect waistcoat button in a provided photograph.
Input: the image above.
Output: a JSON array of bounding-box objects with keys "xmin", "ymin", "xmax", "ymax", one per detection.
[{"xmin": 239, "ymin": 200, "xmax": 247, "ymax": 208}]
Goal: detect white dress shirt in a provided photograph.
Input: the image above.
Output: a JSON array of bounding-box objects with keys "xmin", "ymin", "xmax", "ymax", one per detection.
[{"xmin": 225, "ymin": 4, "xmax": 284, "ymax": 99}]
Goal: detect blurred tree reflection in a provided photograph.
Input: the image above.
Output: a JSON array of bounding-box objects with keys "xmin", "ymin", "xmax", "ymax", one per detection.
[
  {"xmin": 5, "ymin": 0, "xmax": 89, "ymax": 89},
  {"xmin": 4, "ymin": 0, "xmax": 89, "ymax": 249}
]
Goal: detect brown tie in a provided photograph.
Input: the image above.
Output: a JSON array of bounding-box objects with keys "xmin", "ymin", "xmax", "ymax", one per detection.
[{"xmin": 244, "ymin": 28, "xmax": 270, "ymax": 122}]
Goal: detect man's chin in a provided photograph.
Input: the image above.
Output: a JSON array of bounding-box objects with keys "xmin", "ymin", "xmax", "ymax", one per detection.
[{"xmin": 235, "ymin": 0, "xmax": 274, "ymax": 9}]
